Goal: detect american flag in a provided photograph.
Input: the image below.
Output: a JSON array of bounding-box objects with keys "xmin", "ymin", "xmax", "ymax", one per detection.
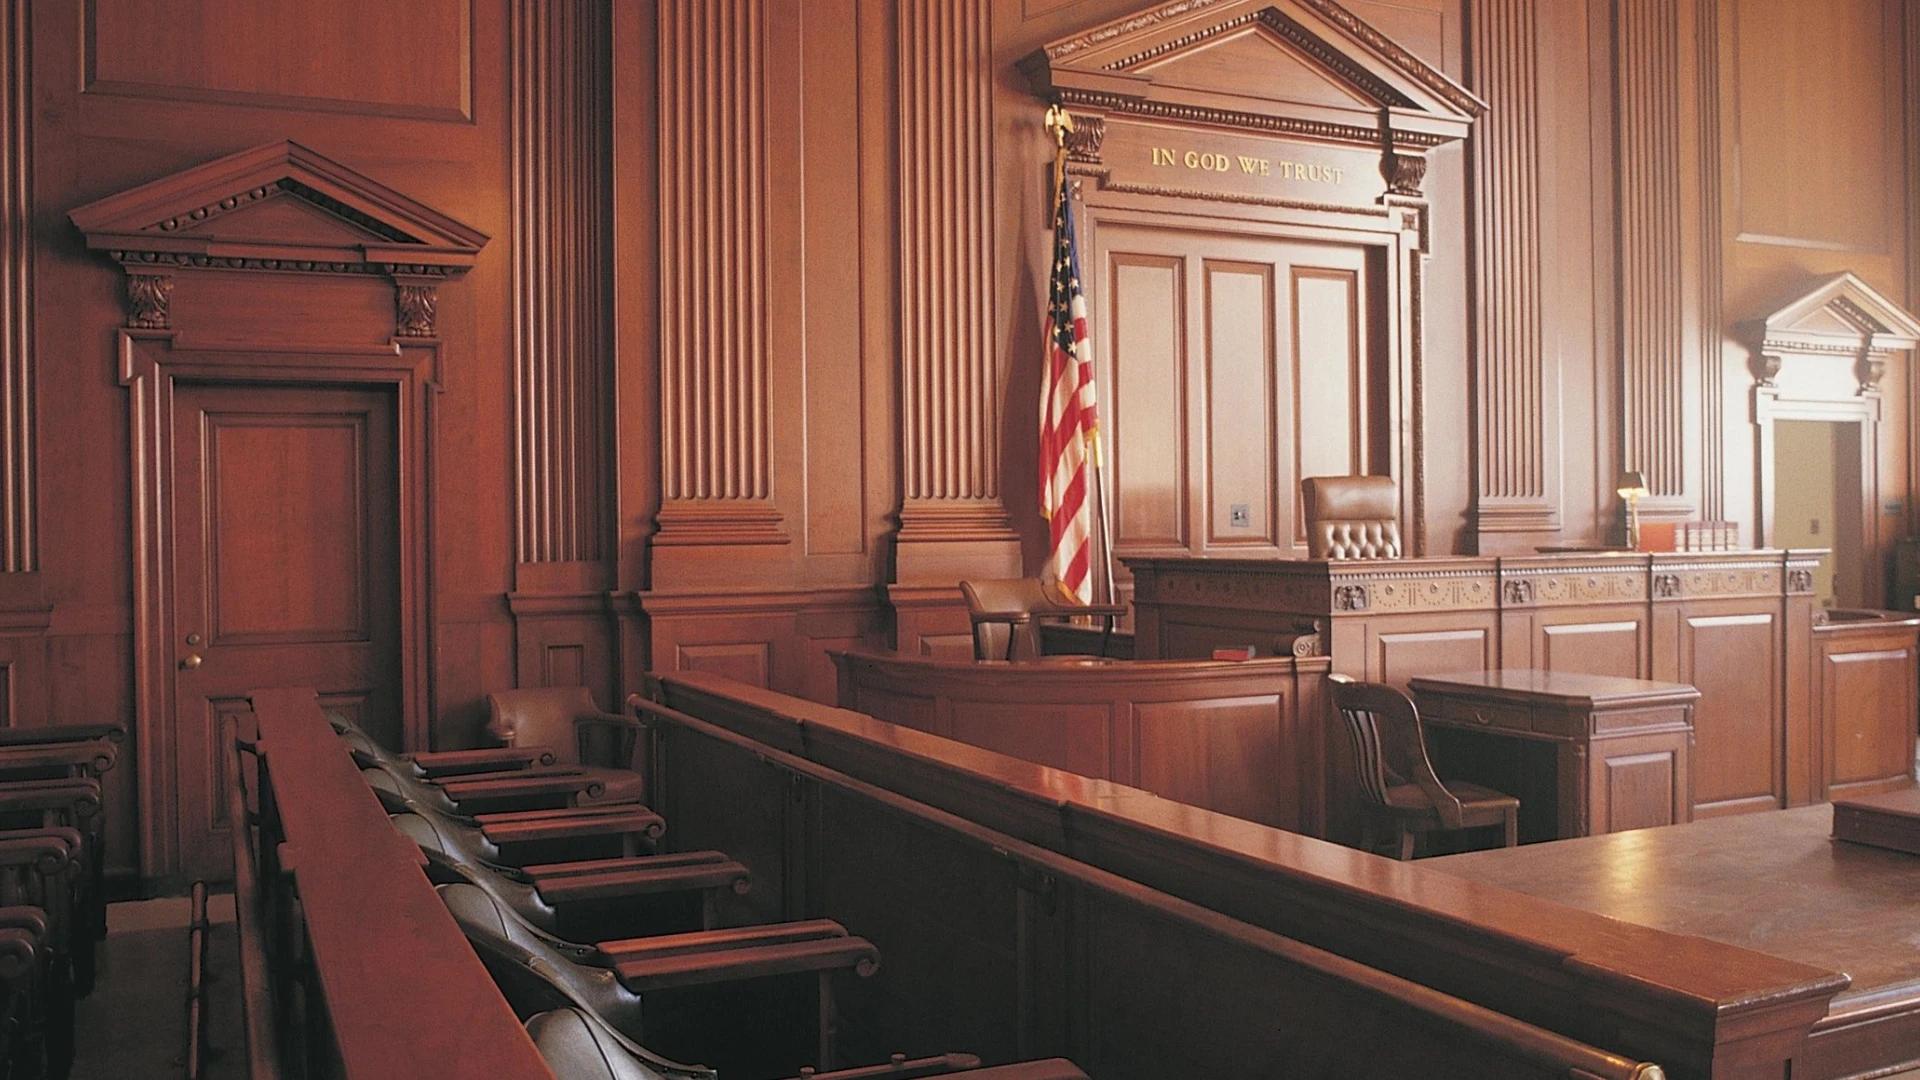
[{"xmin": 1039, "ymin": 167, "xmax": 1099, "ymax": 605}]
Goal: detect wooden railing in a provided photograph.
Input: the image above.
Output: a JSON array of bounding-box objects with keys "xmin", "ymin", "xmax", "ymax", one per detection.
[
  {"xmin": 632, "ymin": 691, "xmax": 1664, "ymax": 1080},
  {"xmin": 227, "ymin": 688, "xmax": 556, "ymax": 1080},
  {"xmin": 648, "ymin": 672, "xmax": 1848, "ymax": 1080}
]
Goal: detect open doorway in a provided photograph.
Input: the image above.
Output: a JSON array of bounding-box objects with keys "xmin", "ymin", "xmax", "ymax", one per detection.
[{"xmin": 1771, "ymin": 419, "xmax": 1864, "ymax": 609}]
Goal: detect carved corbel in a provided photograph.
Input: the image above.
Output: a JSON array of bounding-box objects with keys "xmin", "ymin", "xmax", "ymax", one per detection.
[
  {"xmin": 1753, "ymin": 350, "xmax": 1783, "ymax": 388},
  {"xmin": 1064, "ymin": 114, "xmax": 1105, "ymax": 164},
  {"xmin": 395, "ymin": 284, "xmax": 437, "ymax": 338},
  {"xmin": 1856, "ymin": 349, "xmax": 1887, "ymax": 395},
  {"xmin": 1382, "ymin": 150, "xmax": 1427, "ymax": 196},
  {"xmin": 125, "ymin": 273, "xmax": 173, "ymax": 330}
]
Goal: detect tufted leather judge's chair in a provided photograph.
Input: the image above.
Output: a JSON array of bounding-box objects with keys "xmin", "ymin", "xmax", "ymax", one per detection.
[{"xmin": 1302, "ymin": 475, "xmax": 1403, "ymax": 559}]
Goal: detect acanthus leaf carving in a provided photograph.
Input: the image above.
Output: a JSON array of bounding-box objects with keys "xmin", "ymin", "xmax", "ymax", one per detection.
[
  {"xmin": 395, "ymin": 284, "xmax": 436, "ymax": 338},
  {"xmin": 1064, "ymin": 114, "xmax": 1105, "ymax": 163},
  {"xmin": 1382, "ymin": 150, "xmax": 1427, "ymax": 196},
  {"xmin": 125, "ymin": 274, "xmax": 173, "ymax": 330}
]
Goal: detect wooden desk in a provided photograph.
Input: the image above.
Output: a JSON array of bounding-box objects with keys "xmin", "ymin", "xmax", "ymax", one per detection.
[
  {"xmin": 1432, "ymin": 806, "xmax": 1920, "ymax": 1080},
  {"xmin": 1410, "ymin": 670, "xmax": 1697, "ymax": 841}
]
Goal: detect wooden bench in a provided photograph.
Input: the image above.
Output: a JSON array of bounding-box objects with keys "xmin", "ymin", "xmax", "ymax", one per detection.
[
  {"xmin": 647, "ymin": 672, "xmax": 1850, "ymax": 1080},
  {"xmin": 633, "ymin": 691, "xmax": 1664, "ymax": 1080}
]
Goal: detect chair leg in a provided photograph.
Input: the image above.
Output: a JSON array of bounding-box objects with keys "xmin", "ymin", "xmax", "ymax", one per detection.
[
  {"xmin": 1502, "ymin": 807, "xmax": 1519, "ymax": 848},
  {"xmin": 1395, "ymin": 824, "xmax": 1416, "ymax": 861}
]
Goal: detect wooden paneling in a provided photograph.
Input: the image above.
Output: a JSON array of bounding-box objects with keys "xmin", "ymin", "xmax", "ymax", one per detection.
[
  {"xmin": 1205, "ymin": 261, "xmax": 1276, "ymax": 546},
  {"xmin": 1109, "ymin": 254, "xmax": 1187, "ymax": 548},
  {"xmin": 1597, "ymin": 745, "xmax": 1682, "ymax": 833},
  {"xmin": 1679, "ymin": 610, "xmax": 1781, "ymax": 813},
  {"xmin": 1375, "ymin": 626, "xmax": 1493, "ymax": 685},
  {"xmin": 0, "ymin": 0, "xmax": 29, "ymax": 577},
  {"xmin": 84, "ymin": 0, "xmax": 474, "ymax": 121},
  {"xmin": 1291, "ymin": 266, "xmax": 1364, "ymax": 544},
  {"xmin": 1133, "ymin": 693, "xmax": 1287, "ymax": 827},
  {"xmin": 950, "ymin": 700, "xmax": 1115, "ymax": 779},
  {"xmin": 1814, "ymin": 618, "xmax": 1920, "ymax": 799},
  {"xmin": 1538, "ymin": 619, "xmax": 1641, "ymax": 678}
]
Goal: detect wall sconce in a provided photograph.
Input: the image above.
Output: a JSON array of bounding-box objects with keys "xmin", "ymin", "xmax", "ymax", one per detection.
[{"xmin": 1617, "ymin": 470, "xmax": 1649, "ymax": 550}]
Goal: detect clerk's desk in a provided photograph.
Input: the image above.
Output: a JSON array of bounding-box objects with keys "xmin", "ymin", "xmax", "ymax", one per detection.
[{"xmin": 1125, "ymin": 550, "xmax": 1919, "ymax": 834}]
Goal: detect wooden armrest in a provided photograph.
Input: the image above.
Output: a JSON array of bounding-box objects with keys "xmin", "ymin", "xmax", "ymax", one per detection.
[
  {"xmin": 437, "ymin": 771, "xmax": 603, "ymax": 802},
  {"xmin": 595, "ymin": 918, "xmax": 850, "ymax": 962},
  {"xmin": 612, "ymin": 934, "xmax": 879, "ymax": 991},
  {"xmin": 790, "ymin": 1054, "xmax": 983, "ymax": 1080},
  {"xmin": 523, "ymin": 850, "xmax": 731, "ymax": 878},
  {"xmin": 530, "ymin": 857, "xmax": 750, "ymax": 903},
  {"xmin": 475, "ymin": 802, "xmax": 661, "ymax": 826},
  {"xmin": 478, "ymin": 806, "xmax": 666, "ymax": 846},
  {"xmin": 0, "ymin": 906, "xmax": 47, "ymax": 939},
  {"xmin": 0, "ymin": 779, "xmax": 102, "ymax": 820},
  {"xmin": 0, "ymin": 927, "xmax": 36, "ymax": 982},
  {"xmin": 0, "ymin": 723, "xmax": 124, "ymax": 747},
  {"xmin": 0, "ymin": 742, "xmax": 119, "ymax": 779},
  {"xmin": 0, "ymin": 830, "xmax": 77, "ymax": 876},
  {"xmin": 411, "ymin": 746, "xmax": 557, "ymax": 776}
]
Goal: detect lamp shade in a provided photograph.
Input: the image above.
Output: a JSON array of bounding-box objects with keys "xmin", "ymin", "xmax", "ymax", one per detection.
[{"xmin": 1616, "ymin": 470, "xmax": 1649, "ymax": 498}]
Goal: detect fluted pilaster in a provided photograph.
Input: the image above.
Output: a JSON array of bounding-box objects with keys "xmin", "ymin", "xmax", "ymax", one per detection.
[
  {"xmin": 1467, "ymin": 0, "xmax": 1557, "ymax": 535},
  {"xmin": 656, "ymin": 0, "xmax": 784, "ymax": 547},
  {"xmin": 0, "ymin": 0, "xmax": 32, "ymax": 573},
  {"xmin": 513, "ymin": 0, "xmax": 610, "ymax": 564},
  {"xmin": 894, "ymin": 0, "xmax": 1018, "ymax": 569}
]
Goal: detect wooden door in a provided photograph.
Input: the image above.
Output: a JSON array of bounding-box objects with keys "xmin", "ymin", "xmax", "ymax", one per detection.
[
  {"xmin": 170, "ymin": 382, "xmax": 402, "ymax": 879},
  {"xmin": 1093, "ymin": 222, "xmax": 1388, "ymax": 581}
]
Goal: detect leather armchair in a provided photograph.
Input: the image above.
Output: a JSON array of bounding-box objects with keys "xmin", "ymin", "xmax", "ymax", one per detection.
[
  {"xmin": 361, "ymin": 767, "xmax": 664, "ymax": 863},
  {"xmin": 440, "ymin": 882, "xmax": 879, "ymax": 1076},
  {"xmin": 487, "ymin": 688, "xmax": 650, "ymax": 805},
  {"xmin": 958, "ymin": 579, "xmax": 1126, "ymax": 662},
  {"xmin": 1301, "ymin": 475, "xmax": 1403, "ymax": 559},
  {"xmin": 340, "ymin": 722, "xmax": 612, "ymax": 816}
]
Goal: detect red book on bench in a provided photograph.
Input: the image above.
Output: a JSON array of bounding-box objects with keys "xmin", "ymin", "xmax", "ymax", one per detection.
[{"xmin": 1211, "ymin": 646, "xmax": 1258, "ymax": 661}]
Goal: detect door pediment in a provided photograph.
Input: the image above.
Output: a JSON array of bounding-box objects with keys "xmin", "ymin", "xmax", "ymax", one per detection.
[
  {"xmin": 68, "ymin": 139, "xmax": 488, "ymax": 276},
  {"xmin": 1746, "ymin": 272, "xmax": 1920, "ymax": 394},
  {"xmin": 1020, "ymin": 0, "xmax": 1483, "ymax": 151}
]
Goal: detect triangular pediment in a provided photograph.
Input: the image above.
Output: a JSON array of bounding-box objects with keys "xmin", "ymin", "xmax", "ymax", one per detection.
[
  {"xmin": 69, "ymin": 140, "xmax": 487, "ymax": 275},
  {"xmin": 1021, "ymin": 0, "xmax": 1482, "ymax": 148},
  {"xmin": 1756, "ymin": 272, "xmax": 1920, "ymax": 354}
]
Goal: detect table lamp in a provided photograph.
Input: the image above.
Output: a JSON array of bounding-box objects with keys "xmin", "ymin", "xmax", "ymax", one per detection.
[{"xmin": 1617, "ymin": 470, "xmax": 1649, "ymax": 550}]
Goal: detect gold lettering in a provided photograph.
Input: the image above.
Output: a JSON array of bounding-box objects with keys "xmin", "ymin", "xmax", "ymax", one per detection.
[
  {"xmin": 1259, "ymin": 160, "xmax": 1270, "ymax": 176},
  {"xmin": 1184, "ymin": 150, "xmax": 1200, "ymax": 168},
  {"xmin": 1151, "ymin": 147, "xmax": 1174, "ymax": 166},
  {"xmin": 1146, "ymin": 145, "xmax": 1344, "ymax": 186}
]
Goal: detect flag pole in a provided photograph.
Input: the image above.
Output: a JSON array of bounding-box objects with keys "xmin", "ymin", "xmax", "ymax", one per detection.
[{"xmin": 1044, "ymin": 104, "xmax": 1118, "ymax": 606}]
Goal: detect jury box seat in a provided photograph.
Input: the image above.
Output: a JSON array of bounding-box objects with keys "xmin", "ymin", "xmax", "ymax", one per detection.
[
  {"xmin": 488, "ymin": 687, "xmax": 649, "ymax": 805},
  {"xmin": 1301, "ymin": 475, "xmax": 1403, "ymax": 559}
]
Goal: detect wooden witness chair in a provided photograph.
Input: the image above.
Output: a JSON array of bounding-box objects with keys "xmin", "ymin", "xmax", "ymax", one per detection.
[
  {"xmin": 1327, "ymin": 674, "xmax": 1519, "ymax": 859},
  {"xmin": 1301, "ymin": 475, "xmax": 1403, "ymax": 559},
  {"xmin": 958, "ymin": 579, "xmax": 1126, "ymax": 662}
]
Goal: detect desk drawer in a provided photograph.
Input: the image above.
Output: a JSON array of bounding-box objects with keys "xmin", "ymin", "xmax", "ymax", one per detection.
[{"xmin": 1420, "ymin": 694, "xmax": 1531, "ymax": 733}]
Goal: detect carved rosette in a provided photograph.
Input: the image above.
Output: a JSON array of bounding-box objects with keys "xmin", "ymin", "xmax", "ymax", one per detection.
[
  {"xmin": 125, "ymin": 274, "xmax": 173, "ymax": 330},
  {"xmin": 395, "ymin": 284, "xmax": 437, "ymax": 338}
]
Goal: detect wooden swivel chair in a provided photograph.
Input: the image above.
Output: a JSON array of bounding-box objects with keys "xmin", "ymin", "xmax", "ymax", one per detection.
[
  {"xmin": 1328, "ymin": 674, "xmax": 1518, "ymax": 859},
  {"xmin": 958, "ymin": 578, "xmax": 1126, "ymax": 661},
  {"xmin": 1301, "ymin": 475, "xmax": 1403, "ymax": 559},
  {"xmin": 488, "ymin": 688, "xmax": 650, "ymax": 804}
]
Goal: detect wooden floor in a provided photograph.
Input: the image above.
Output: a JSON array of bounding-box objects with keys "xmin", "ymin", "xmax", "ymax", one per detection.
[
  {"xmin": 72, "ymin": 896, "xmax": 242, "ymax": 1080},
  {"xmin": 1431, "ymin": 805, "xmax": 1920, "ymax": 1007}
]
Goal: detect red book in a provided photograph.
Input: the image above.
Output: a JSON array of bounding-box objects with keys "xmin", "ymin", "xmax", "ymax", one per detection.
[{"xmin": 1211, "ymin": 646, "xmax": 1257, "ymax": 661}]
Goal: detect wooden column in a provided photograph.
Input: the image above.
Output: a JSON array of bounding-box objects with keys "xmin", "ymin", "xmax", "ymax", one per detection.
[
  {"xmin": 653, "ymin": 0, "xmax": 788, "ymax": 583},
  {"xmin": 508, "ymin": 0, "xmax": 619, "ymax": 699},
  {"xmin": 892, "ymin": 0, "xmax": 1019, "ymax": 585},
  {"xmin": 1467, "ymin": 0, "xmax": 1559, "ymax": 543},
  {"xmin": 1695, "ymin": 0, "xmax": 1725, "ymax": 522},
  {"xmin": 1613, "ymin": 0, "xmax": 1697, "ymax": 517},
  {"xmin": 0, "ymin": 0, "xmax": 48, "ymax": 728}
]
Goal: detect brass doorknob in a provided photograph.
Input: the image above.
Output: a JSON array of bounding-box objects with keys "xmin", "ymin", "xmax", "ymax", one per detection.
[{"xmin": 180, "ymin": 654, "xmax": 203, "ymax": 670}]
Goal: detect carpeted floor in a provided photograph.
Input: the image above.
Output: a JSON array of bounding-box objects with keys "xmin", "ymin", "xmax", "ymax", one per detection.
[{"xmin": 71, "ymin": 896, "xmax": 244, "ymax": 1080}]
